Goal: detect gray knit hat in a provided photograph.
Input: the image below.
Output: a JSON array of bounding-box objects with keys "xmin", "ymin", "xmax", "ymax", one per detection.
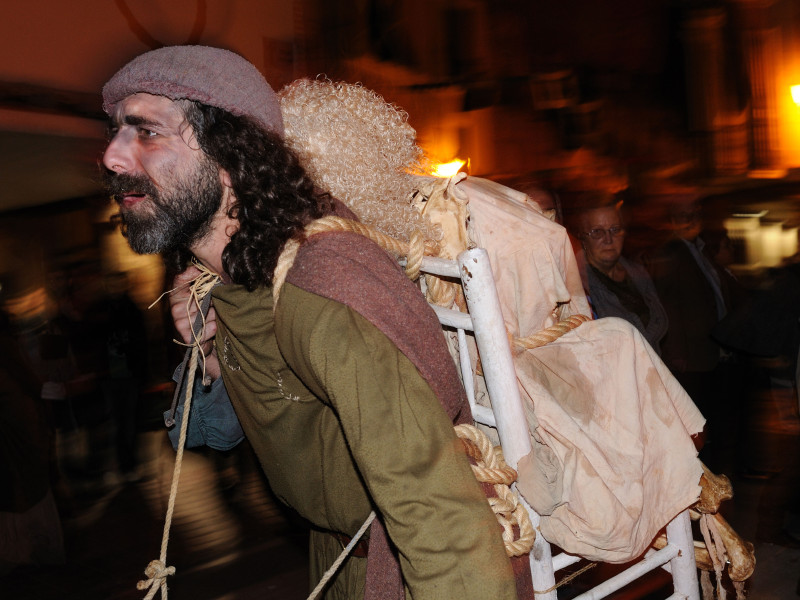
[{"xmin": 102, "ymin": 45, "xmax": 284, "ymax": 137}]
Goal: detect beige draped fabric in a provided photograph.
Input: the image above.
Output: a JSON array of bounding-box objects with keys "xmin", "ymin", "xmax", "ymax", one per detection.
[
  {"xmin": 513, "ymin": 318, "xmax": 704, "ymax": 561},
  {"xmin": 422, "ymin": 175, "xmax": 705, "ymax": 562}
]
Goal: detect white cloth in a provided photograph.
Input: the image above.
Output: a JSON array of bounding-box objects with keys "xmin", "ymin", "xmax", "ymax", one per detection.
[
  {"xmin": 455, "ymin": 176, "xmax": 705, "ymax": 562},
  {"xmin": 514, "ymin": 319, "xmax": 704, "ymax": 561},
  {"xmin": 459, "ymin": 177, "xmax": 590, "ymax": 336}
]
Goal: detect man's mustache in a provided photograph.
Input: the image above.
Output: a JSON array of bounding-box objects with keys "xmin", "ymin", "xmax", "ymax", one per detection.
[{"xmin": 102, "ymin": 171, "xmax": 159, "ymax": 204}]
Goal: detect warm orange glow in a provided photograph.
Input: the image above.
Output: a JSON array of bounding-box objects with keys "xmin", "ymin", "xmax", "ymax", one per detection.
[
  {"xmin": 432, "ymin": 159, "xmax": 466, "ymax": 178},
  {"xmin": 792, "ymin": 85, "xmax": 800, "ymax": 106}
]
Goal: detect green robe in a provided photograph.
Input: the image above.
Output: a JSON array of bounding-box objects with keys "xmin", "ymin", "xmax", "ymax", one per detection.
[{"xmin": 211, "ymin": 231, "xmax": 515, "ymax": 600}]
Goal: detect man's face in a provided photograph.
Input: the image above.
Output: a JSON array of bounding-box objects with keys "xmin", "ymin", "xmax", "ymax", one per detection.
[
  {"xmin": 102, "ymin": 93, "xmax": 222, "ymax": 255},
  {"xmin": 581, "ymin": 206, "xmax": 625, "ymax": 273},
  {"xmin": 670, "ymin": 203, "xmax": 702, "ymax": 241}
]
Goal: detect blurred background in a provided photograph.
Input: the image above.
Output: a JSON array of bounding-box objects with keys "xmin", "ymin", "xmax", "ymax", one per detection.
[{"xmin": 1, "ymin": 1, "xmax": 799, "ymax": 598}]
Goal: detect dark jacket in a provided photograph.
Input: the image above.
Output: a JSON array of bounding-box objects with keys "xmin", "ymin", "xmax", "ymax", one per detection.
[{"xmin": 647, "ymin": 238, "xmax": 724, "ymax": 373}]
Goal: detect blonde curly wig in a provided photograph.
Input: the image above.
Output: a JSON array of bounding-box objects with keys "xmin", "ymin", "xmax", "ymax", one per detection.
[{"xmin": 279, "ymin": 78, "xmax": 440, "ymax": 244}]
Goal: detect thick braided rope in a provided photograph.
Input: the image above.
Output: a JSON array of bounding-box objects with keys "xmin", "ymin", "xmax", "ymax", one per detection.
[
  {"xmin": 458, "ymin": 428, "xmax": 516, "ymax": 485},
  {"xmin": 137, "ymin": 267, "xmax": 220, "ymax": 599},
  {"xmin": 405, "ymin": 230, "xmax": 427, "ymax": 281},
  {"xmin": 424, "ymin": 272, "xmax": 460, "ymax": 308},
  {"xmin": 489, "ymin": 485, "xmax": 537, "ymax": 557},
  {"xmin": 272, "ymin": 216, "xmax": 436, "ymax": 303},
  {"xmin": 513, "ymin": 314, "xmax": 591, "ymax": 350},
  {"xmin": 454, "ymin": 424, "xmax": 535, "ymax": 557}
]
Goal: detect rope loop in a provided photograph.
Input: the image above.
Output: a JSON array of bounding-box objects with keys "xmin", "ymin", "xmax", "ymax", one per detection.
[
  {"xmin": 272, "ymin": 215, "xmax": 437, "ymax": 305},
  {"xmin": 424, "ymin": 272, "xmax": 460, "ymax": 308},
  {"xmin": 454, "ymin": 424, "xmax": 535, "ymax": 557},
  {"xmin": 458, "ymin": 426, "xmax": 516, "ymax": 485},
  {"xmin": 493, "ymin": 486, "xmax": 537, "ymax": 557}
]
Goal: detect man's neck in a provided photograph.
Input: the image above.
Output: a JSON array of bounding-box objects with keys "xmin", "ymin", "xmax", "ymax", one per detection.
[{"xmin": 191, "ymin": 189, "xmax": 238, "ymax": 281}]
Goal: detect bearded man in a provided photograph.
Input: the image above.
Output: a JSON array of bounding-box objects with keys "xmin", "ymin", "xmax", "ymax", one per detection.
[{"xmin": 101, "ymin": 45, "xmax": 516, "ymax": 600}]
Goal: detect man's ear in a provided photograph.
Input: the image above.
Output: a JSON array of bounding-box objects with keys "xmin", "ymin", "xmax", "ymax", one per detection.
[
  {"xmin": 220, "ymin": 168, "xmax": 233, "ymax": 189},
  {"xmin": 220, "ymin": 169, "xmax": 237, "ymax": 215}
]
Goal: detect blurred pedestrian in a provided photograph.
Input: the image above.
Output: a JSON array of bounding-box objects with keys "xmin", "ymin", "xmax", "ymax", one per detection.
[
  {"xmin": 98, "ymin": 271, "xmax": 147, "ymax": 482},
  {"xmin": 0, "ymin": 278, "xmax": 65, "ymax": 574},
  {"xmin": 646, "ymin": 196, "xmax": 737, "ymax": 473}
]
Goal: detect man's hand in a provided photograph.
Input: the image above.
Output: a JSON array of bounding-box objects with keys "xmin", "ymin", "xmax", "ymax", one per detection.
[{"xmin": 170, "ymin": 266, "xmax": 221, "ymax": 381}]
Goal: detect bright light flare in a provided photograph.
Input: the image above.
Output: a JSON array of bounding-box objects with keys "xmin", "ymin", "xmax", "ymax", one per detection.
[
  {"xmin": 792, "ymin": 85, "xmax": 800, "ymax": 106},
  {"xmin": 432, "ymin": 159, "xmax": 466, "ymax": 178}
]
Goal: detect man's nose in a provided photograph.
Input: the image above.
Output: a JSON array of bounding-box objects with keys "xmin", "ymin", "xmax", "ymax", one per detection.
[{"xmin": 102, "ymin": 131, "xmax": 134, "ymax": 174}]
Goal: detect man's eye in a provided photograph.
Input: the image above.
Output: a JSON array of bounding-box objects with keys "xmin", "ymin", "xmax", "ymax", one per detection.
[{"xmin": 138, "ymin": 127, "xmax": 158, "ymax": 138}]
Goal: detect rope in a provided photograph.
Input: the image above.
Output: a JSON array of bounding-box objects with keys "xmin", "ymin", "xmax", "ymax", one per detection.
[
  {"xmin": 424, "ymin": 271, "xmax": 460, "ymax": 308},
  {"xmin": 405, "ymin": 230, "xmax": 427, "ymax": 281},
  {"xmin": 458, "ymin": 430, "xmax": 516, "ymax": 485},
  {"xmin": 305, "ymin": 511, "xmax": 377, "ymax": 600},
  {"xmin": 272, "ymin": 237, "xmax": 302, "ymax": 306},
  {"xmin": 272, "ymin": 216, "xmax": 437, "ymax": 304},
  {"xmin": 150, "ymin": 262, "xmax": 221, "ymax": 389},
  {"xmin": 138, "ymin": 265, "xmax": 220, "ymax": 599},
  {"xmin": 533, "ymin": 562, "xmax": 597, "ymax": 595},
  {"xmin": 513, "ymin": 314, "xmax": 591, "ymax": 350},
  {"xmin": 136, "ymin": 343, "xmax": 198, "ymax": 599},
  {"xmin": 454, "ymin": 424, "xmax": 535, "ymax": 558}
]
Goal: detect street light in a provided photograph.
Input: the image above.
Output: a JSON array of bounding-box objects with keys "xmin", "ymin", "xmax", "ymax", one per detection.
[{"xmin": 792, "ymin": 84, "xmax": 800, "ymax": 106}]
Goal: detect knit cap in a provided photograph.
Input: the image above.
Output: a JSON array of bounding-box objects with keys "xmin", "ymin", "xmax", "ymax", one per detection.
[{"xmin": 102, "ymin": 45, "xmax": 283, "ymax": 137}]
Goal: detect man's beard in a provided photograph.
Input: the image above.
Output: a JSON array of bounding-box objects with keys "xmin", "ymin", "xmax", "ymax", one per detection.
[{"xmin": 103, "ymin": 158, "xmax": 223, "ymax": 255}]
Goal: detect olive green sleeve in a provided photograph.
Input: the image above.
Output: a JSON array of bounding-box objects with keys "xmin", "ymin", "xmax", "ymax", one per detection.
[{"xmin": 276, "ymin": 283, "xmax": 516, "ymax": 600}]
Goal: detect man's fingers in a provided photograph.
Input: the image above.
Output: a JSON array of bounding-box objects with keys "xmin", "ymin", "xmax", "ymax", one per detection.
[
  {"xmin": 170, "ymin": 267, "xmax": 201, "ymax": 344},
  {"xmin": 169, "ymin": 266, "xmax": 202, "ymax": 306},
  {"xmin": 173, "ymin": 265, "xmax": 202, "ymax": 287},
  {"xmin": 170, "ymin": 278, "xmax": 217, "ymax": 347},
  {"xmin": 204, "ymin": 307, "xmax": 218, "ymax": 338}
]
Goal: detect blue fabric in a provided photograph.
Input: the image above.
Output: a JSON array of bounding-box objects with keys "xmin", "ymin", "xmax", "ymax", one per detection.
[{"xmin": 164, "ymin": 367, "xmax": 244, "ymax": 451}]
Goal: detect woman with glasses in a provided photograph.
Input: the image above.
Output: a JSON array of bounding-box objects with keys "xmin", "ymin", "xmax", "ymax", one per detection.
[{"xmin": 572, "ymin": 195, "xmax": 669, "ymax": 355}]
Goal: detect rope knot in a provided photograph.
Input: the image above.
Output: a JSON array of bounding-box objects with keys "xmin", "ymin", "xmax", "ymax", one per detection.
[
  {"xmin": 455, "ymin": 424, "xmax": 535, "ymax": 557},
  {"xmin": 136, "ymin": 559, "xmax": 175, "ymax": 598}
]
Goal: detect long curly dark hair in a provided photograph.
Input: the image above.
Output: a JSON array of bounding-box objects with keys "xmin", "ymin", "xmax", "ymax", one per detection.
[{"xmin": 172, "ymin": 101, "xmax": 331, "ymax": 290}]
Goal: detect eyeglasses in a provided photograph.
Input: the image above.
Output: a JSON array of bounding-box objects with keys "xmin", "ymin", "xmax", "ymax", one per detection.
[{"xmin": 583, "ymin": 226, "xmax": 625, "ymax": 240}]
